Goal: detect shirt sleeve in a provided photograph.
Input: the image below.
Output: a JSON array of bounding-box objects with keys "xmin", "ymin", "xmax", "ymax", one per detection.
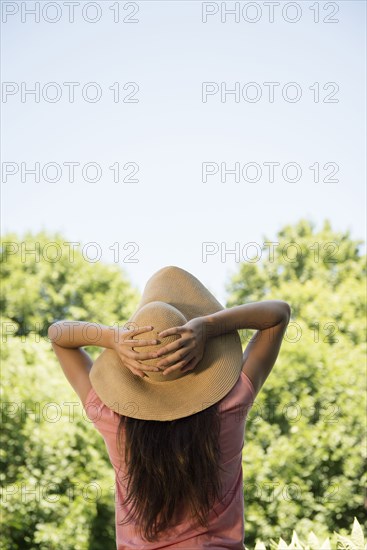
[
  {"xmin": 84, "ymin": 386, "xmax": 120, "ymax": 435},
  {"xmin": 240, "ymin": 371, "xmax": 256, "ymax": 411}
]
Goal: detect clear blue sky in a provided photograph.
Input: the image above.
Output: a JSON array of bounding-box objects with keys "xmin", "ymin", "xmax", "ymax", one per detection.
[{"xmin": 1, "ymin": 1, "xmax": 365, "ymax": 304}]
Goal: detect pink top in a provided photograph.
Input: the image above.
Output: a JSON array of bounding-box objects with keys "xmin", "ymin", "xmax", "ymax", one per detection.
[{"xmin": 84, "ymin": 371, "xmax": 256, "ymax": 550}]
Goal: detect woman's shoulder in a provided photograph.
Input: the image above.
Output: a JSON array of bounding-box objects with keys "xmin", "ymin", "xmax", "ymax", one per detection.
[
  {"xmin": 217, "ymin": 370, "xmax": 256, "ymax": 413},
  {"xmin": 84, "ymin": 387, "xmax": 120, "ymax": 433}
]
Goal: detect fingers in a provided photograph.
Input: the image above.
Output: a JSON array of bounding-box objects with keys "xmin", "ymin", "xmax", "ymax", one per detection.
[
  {"xmin": 155, "ymin": 338, "xmax": 185, "ymax": 360},
  {"xmin": 156, "ymin": 338, "xmax": 193, "ymax": 366},
  {"xmin": 119, "ymin": 325, "xmax": 192, "ymax": 378},
  {"xmin": 126, "ymin": 358, "xmax": 160, "ymax": 375},
  {"xmin": 131, "ymin": 367, "xmax": 146, "ymax": 378},
  {"xmin": 127, "ymin": 325, "xmax": 154, "ymax": 336},
  {"xmin": 128, "ymin": 338, "xmax": 160, "ymax": 347},
  {"xmin": 157, "ymin": 326, "xmax": 184, "ymax": 338},
  {"xmin": 125, "ymin": 343, "xmax": 162, "ymax": 371},
  {"xmin": 161, "ymin": 352, "xmax": 194, "ymax": 376},
  {"xmin": 180, "ymin": 357, "xmax": 198, "ymax": 373},
  {"xmin": 128, "ymin": 349, "xmax": 159, "ymax": 361}
]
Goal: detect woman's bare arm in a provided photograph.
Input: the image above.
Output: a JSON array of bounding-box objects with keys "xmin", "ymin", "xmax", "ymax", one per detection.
[
  {"xmin": 202, "ymin": 300, "xmax": 291, "ymax": 336},
  {"xmin": 156, "ymin": 301, "xmax": 291, "ymax": 390},
  {"xmin": 48, "ymin": 321, "xmax": 116, "ymax": 407},
  {"xmin": 203, "ymin": 301, "xmax": 291, "ymax": 397}
]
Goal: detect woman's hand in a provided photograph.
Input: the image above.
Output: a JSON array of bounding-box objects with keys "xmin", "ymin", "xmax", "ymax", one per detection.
[
  {"xmin": 112, "ymin": 325, "xmax": 161, "ymax": 378},
  {"xmin": 155, "ymin": 317, "xmax": 208, "ymax": 376}
]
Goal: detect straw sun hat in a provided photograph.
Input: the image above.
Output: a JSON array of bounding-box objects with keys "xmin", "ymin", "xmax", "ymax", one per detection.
[{"xmin": 89, "ymin": 265, "xmax": 244, "ymax": 421}]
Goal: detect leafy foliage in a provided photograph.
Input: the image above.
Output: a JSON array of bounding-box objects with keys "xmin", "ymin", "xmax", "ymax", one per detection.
[
  {"xmin": 0, "ymin": 321, "xmax": 116, "ymax": 549},
  {"xmin": 0, "ymin": 230, "xmax": 140, "ymax": 337},
  {"xmin": 229, "ymin": 219, "xmax": 366, "ymax": 545},
  {"xmin": 1, "ymin": 232, "xmax": 139, "ymax": 549},
  {"xmin": 247, "ymin": 517, "xmax": 367, "ymax": 549},
  {"xmin": 1, "ymin": 222, "xmax": 366, "ymax": 548}
]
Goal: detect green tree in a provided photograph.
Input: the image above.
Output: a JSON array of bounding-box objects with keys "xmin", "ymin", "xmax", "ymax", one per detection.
[
  {"xmin": 0, "ymin": 321, "xmax": 116, "ymax": 550},
  {"xmin": 0, "ymin": 230, "xmax": 140, "ymax": 337},
  {"xmin": 225, "ymin": 219, "xmax": 366, "ymax": 546},
  {"xmin": 1, "ymin": 222, "xmax": 365, "ymax": 548},
  {"xmin": 1, "ymin": 231, "xmax": 140, "ymax": 549}
]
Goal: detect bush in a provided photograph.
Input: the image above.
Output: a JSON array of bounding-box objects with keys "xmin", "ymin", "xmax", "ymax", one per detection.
[
  {"xmin": 1, "ymin": 223, "xmax": 365, "ymax": 548},
  {"xmin": 246, "ymin": 517, "xmax": 366, "ymax": 549},
  {"xmin": 228, "ymin": 220, "xmax": 366, "ymax": 545}
]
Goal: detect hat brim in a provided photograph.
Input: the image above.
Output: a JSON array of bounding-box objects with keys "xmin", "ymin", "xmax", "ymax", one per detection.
[
  {"xmin": 90, "ymin": 331, "xmax": 243, "ymax": 420},
  {"xmin": 89, "ymin": 266, "xmax": 244, "ymax": 420}
]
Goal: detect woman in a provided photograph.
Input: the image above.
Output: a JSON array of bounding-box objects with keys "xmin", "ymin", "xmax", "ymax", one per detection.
[{"xmin": 48, "ymin": 265, "xmax": 291, "ymax": 549}]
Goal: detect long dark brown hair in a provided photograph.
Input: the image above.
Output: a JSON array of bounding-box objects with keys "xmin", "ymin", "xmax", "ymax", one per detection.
[{"xmin": 115, "ymin": 401, "xmax": 225, "ymax": 542}]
